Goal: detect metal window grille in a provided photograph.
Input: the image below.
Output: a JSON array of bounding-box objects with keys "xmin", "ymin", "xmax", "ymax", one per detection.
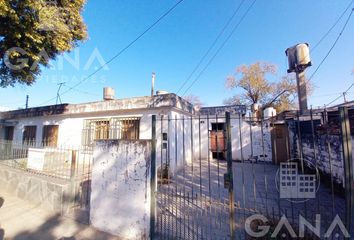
[
  {"xmin": 82, "ymin": 117, "xmax": 140, "ymax": 146},
  {"xmin": 42, "ymin": 125, "xmax": 59, "ymax": 147},
  {"xmin": 23, "ymin": 125, "xmax": 37, "ymax": 144}
]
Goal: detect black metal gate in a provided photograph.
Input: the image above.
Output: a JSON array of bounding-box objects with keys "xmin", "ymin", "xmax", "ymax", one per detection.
[
  {"xmin": 150, "ymin": 107, "xmax": 354, "ymax": 239},
  {"xmin": 151, "ymin": 113, "xmax": 234, "ymax": 239}
]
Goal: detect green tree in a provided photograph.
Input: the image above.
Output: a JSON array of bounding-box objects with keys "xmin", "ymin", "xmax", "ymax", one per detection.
[
  {"xmin": 224, "ymin": 62, "xmax": 312, "ymax": 112},
  {"xmin": 0, "ymin": 0, "xmax": 87, "ymax": 87}
]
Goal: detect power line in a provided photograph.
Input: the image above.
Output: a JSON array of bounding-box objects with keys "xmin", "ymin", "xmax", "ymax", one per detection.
[
  {"xmin": 181, "ymin": 1, "xmax": 352, "ymax": 97},
  {"xmin": 311, "ymin": 91, "xmax": 354, "ymax": 98},
  {"xmin": 326, "ymin": 82, "xmax": 354, "ymax": 106},
  {"xmin": 306, "ymin": 1, "xmax": 354, "ymax": 107},
  {"xmin": 311, "ymin": 0, "xmax": 354, "ymax": 52},
  {"xmin": 308, "ymin": 7, "xmax": 354, "ymax": 82},
  {"xmin": 176, "ymin": 0, "xmax": 246, "ymax": 95},
  {"xmin": 182, "ymin": 0, "xmax": 257, "ymax": 96},
  {"xmin": 295, "ymin": 1, "xmax": 354, "ymax": 66},
  {"xmin": 39, "ymin": 0, "xmax": 185, "ymax": 106}
]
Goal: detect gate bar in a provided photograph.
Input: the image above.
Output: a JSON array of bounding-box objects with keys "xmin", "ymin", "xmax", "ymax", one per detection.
[
  {"xmin": 150, "ymin": 115, "xmax": 157, "ymax": 239},
  {"xmin": 226, "ymin": 112, "xmax": 235, "ymax": 239},
  {"xmin": 339, "ymin": 106, "xmax": 354, "ymax": 236}
]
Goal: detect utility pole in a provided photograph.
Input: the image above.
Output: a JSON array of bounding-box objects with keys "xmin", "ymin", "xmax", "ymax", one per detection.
[
  {"xmin": 295, "ymin": 70, "xmax": 308, "ymax": 114},
  {"xmin": 25, "ymin": 95, "xmax": 29, "ymax": 109},
  {"xmin": 56, "ymin": 82, "xmax": 65, "ymax": 105}
]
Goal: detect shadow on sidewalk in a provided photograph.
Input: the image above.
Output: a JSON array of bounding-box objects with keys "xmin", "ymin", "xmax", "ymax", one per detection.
[{"xmin": 0, "ymin": 197, "xmax": 4, "ymax": 240}]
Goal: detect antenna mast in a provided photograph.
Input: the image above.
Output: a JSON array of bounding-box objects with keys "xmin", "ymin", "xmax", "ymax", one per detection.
[{"xmin": 56, "ymin": 82, "xmax": 65, "ymax": 105}]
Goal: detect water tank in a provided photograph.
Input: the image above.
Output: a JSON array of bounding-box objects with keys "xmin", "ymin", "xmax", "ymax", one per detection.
[
  {"xmin": 251, "ymin": 103, "xmax": 259, "ymax": 113},
  {"xmin": 263, "ymin": 107, "xmax": 276, "ymax": 119},
  {"xmin": 296, "ymin": 43, "xmax": 311, "ymax": 66},
  {"xmin": 286, "ymin": 43, "xmax": 311, "ymax": 73},
  {"xmin": 103, "ymin": 87, "xmax": 115, "ymax": 101},
  {"xmin": 286, "ymin": 46, "xmax": 297, "ymax": 73},
  {"xmin": 156, "ymin": 90, "xmax": 169, "ymax": 95}
]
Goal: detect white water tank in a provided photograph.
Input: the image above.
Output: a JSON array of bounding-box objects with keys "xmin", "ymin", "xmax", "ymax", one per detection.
[
  {"xmin": 286, "ymin": 43, "xmax": 311, "ymax": 72},
  {"xmin": 103, "ymin": 87, "xmax": 115, "ymax": 100},
  {"xmin": 263, "ymin": 107, "xmax": 276, "ymax": 119},
  {"xmin": 296, "ymin": 43, "xmax": 311, "ymax": 66},
  {"xmin": 251, "ymin": 103, "xmax": 259, "ymax": 113}
]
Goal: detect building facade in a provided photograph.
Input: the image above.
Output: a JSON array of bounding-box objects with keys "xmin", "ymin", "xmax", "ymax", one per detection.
[{"xmin": 0, "ymin": 93, "xmax": 273, "ymax": 175}]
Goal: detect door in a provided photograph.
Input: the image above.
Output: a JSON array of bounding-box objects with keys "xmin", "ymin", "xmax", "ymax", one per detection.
[
  {"xmin": 210, "ymin": 123, "xmax": 226, "ymax": 159},
  {"xmin": 271, "ymin": 123, "xmax": 290, "ymax": 164}
]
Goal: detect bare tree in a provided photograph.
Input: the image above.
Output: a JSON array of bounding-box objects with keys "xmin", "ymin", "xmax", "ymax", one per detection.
[
  {"xmin": 184, "ymin": 94, "xmax": 204, "ymax": 110},
  {"xmin": 225, "ymin": 62, "xmax": 312, "ymax": 112}
]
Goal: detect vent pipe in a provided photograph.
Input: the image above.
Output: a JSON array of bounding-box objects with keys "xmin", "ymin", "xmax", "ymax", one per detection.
[{"xmin": 151, "ymin": 72, "xmax": 156, "ymax": 97}]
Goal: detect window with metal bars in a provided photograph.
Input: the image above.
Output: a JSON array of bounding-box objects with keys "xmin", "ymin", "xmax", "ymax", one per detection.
[
  {"xmin": 82, "ymin": 117, "xmax": 140, "ymax": 146},
  {"xmin": 23, "ymin": 125, "xmax": 37, "ymax": 144},
  {"xmin": 42, "ymin": 125, "xmax": 59, "ymax": 147}
]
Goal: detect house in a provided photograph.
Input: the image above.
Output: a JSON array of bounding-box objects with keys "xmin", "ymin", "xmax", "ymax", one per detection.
[{"xmin": 0, "ymin": 90, "xmax": 274, "ymax": 175}]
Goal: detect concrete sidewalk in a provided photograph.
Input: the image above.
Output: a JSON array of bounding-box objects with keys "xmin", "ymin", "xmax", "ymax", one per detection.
[{"xmin": 0, "ymin": 192, "xmax": 119, "ymax": 240}]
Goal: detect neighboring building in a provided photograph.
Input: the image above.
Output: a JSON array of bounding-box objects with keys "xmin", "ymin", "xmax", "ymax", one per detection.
[{"xmin": 272, "ymin": 101, "xmax": 354, "ymax": 188}]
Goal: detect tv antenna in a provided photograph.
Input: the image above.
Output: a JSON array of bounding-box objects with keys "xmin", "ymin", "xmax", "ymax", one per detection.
[{"xmin": 56, "ymin": 82, "xmax": 65, "ymax": 105}]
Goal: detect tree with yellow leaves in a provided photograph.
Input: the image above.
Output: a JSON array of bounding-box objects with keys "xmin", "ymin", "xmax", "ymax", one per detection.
[
  {"xmin": 0, "ymin": 0, "xmax": 87, "ymax": 86},
  {"xmin": 225, "ymin": 62, "xmax": 312, "ymax": 112}
]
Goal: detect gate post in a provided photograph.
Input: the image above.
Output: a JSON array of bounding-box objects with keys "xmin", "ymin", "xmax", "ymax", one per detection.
[
  {"xmin": 150, "ymin": 115, "xmax": 157, "ymax": 239},
  {"xmin": 339, "ymin": 106, "xmax": 354, "ymax": 236},
  {"xmin": 226, "ymin": 112, "xmax": 235, "ymax": 239},
  {"xmin": 70, "ymin": 150, "xmax": 77, "ymax": 202}
]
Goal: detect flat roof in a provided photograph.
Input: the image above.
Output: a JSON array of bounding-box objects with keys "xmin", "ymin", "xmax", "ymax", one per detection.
[{"xmin": 0, "ymin": 93, "xmax": 195, "ymax": 119}]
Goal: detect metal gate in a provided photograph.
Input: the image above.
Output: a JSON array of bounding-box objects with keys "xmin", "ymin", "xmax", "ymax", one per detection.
[{"xmin": 150, "ymin": 107, "xmax": 354, "ymax": 239}]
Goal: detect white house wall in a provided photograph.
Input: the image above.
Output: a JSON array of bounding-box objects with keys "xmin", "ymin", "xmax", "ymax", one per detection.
[
  {"xmin": 1, "ymin": 108, "xmax": 273, "ymax": 172},
  {"xmin": 231, "ymin": 119, "xmax": 272, "ymax": 162},
  {"xmin": 6, "ymin": 109, "xmax": 168, "ymax": 147},
  {"xmin": 160, "ymin": 112, "xmax": 273, "ymax": 176}
]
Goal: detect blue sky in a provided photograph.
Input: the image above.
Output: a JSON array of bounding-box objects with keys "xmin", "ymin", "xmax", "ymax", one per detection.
[{"xmin": 0, "ymin": 0, "xmax": 353, "ymax": 110}]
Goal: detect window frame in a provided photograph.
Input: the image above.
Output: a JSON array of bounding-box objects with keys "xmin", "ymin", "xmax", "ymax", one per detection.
[
  {"xmin": 82, "ymin": 117, "xmax": 140, "ymax": 146},
  {"xmin": 42, "ymin": 125, "xmax": 59, "ymax": 147},
  {"xmin": 23, "ymin": 125, "xmax": 37, "ymax": 144}
]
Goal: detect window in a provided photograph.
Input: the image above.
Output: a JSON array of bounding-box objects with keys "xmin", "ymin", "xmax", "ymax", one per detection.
[
  {"xmin": 4, "ymin": 126, "xmax": 14, "ymax": 141},
  {"xmin": 23, "ymin": 126, "xmax": 37, "ymax": 144},
  {"xmin": 117, "ymin": 119, "xmax": 140, "ymax": 140},
  {"xmin": 211, "ymin": 123, "xmax": 225, "ymax": 131},
  {"xmin": 94, "ymin": 120, "xmax": 110, "ymax": 140},
  {"xmin": 42, "ymin": 125, "xmax": 59, "ymax": 147},
  {"xmin": 82, "ymin": 117, "xmax": 140, "ymax": 146}
]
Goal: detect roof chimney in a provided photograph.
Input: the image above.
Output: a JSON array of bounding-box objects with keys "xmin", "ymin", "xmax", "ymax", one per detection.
[{"xmin": 103, "ymin": 87, "xmax": 115, "ymax": 101}]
